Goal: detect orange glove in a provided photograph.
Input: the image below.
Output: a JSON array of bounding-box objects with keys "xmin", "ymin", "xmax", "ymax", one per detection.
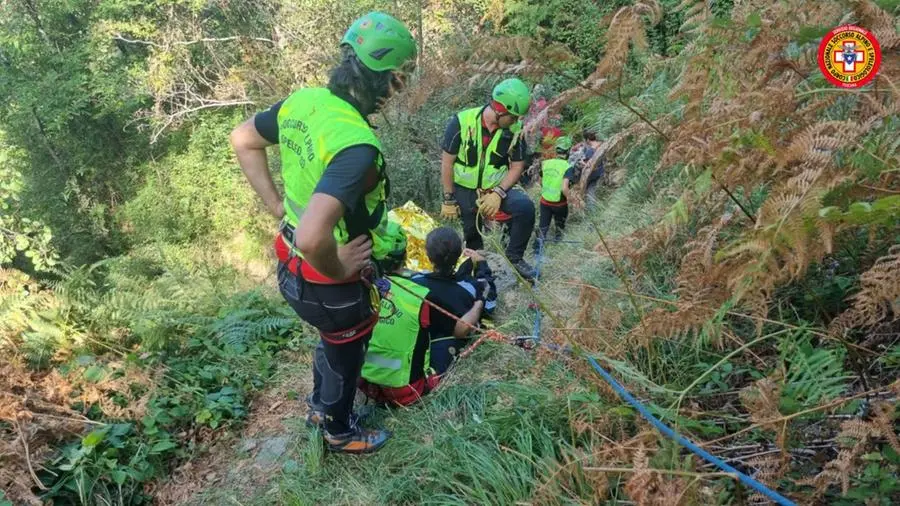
[
  {"xmin": 441, "ymin": 199, "xmax": 460, "ymax": 219},
  {"xmin": 477, "ymin": 190, "xmax": 502, "ymax": 217}
]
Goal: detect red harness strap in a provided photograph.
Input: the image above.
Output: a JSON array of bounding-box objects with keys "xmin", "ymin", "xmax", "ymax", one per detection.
[
  {"xmin": 492, "ymin": 210, "xmax": 513, "ymax": 222},
  {"xmin": 274, "ymin": 231, "xmax": 374, "ymax": 344},
  {"xmin": 539, "ymin": 197, "xmax": 568, "ymax": 208},
  {"xmin": 318, "ymin": 313, "xmax": 378, "ymax": 345},
  {"xmin": 358, "ymin": 373, "xmax": 444, "ymax": 407},
  {"xmin": 359, "ymin": 377, "xmax": 426, "ymax": 406},
  {"xmin": 273, "ymin": 232, "xmax": 361, "ymax": 284}
]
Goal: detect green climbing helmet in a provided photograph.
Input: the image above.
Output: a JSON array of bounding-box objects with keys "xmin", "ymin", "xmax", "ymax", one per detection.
[
  {"xmin": 376, "ymin": 220, "xmax": 408, "ymax": 271},
  {"xmin": 491, "ymin": 78, "xmax": 531, "ymax": 116},
  {"xmin": 341, "ymin": 12, "xmax": 417, "ymax": 72},
  {"xmin": 555, "ymin": 136, "xmax": 573, "ymax": 152}
]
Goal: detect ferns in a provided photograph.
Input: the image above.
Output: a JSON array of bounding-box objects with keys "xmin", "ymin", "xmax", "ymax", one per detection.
[
  {"xmin": 591, "ymin": 1, "xmax": 664, "ymax": 85},
  {"xmin": 189, "ymin": 307, "xmax": 296, "ymax": 354},
  {"xmin": 674, "ymin": 0, "xmax": 713, "ymax": 36},
  {"xmin": 739, "ymin": 376, "xmax": 785, "ymax": 441},
  {"xmin": 0, "ymin": 268, "xmax": 54, "ymax": 349},
  {"xmin": 608, "ymin": 0, "xmax": 900, "ymax": 333},
  {"xmin": 778, "ymin": 120, "xmax": 866, "ymax": 171},
  {"xmin": 851, "ymin": 0, "xmax": 900, "ymax": 50},
  {"xmin": 799, "ymin": 400, "xmax": 900, "ymax": 499},
  {"xmin": 779, "ymin": 335, "xmax": 851, "ymax": 408},
  {"xmin": 832, "ymin": 245, "xmax": 900, "ymax": 332}
]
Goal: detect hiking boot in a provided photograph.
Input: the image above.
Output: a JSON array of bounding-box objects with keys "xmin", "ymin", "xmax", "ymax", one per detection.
[
  {"xmin": 306, "ymin": 410, "xmax": 325, "ymax": 428},
  {"xmin": 323, "ymin": 425, "xmax": 391, "ymax": 454},
  {"xmin": 306, "ymin": 405, "xmax": 374, "ymax": 428},
  {"xmin": 306, "ymin": 406, "xmax": 374, "ymax": 428},
  {"xmin": 553, "ymin": 230, "xmax": 564, "ymax": 242},
  {"xmin": 512, "ymin": 259, "xmax": 536, "ymax": 280}
]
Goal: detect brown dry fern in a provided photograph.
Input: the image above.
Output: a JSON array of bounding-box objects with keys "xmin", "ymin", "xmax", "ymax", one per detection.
[
  {"xmin": 831, "ymin": 245, "xmax": 900, "ymax": 332},
  {"xmin": 851, "ymin": 0, "xmax": 900, "ymax": 50}
]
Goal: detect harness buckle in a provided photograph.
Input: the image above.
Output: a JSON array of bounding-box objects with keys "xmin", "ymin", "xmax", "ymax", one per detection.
[{"xmin": 359, "ymin": 262, "xmax": 382, "ymax": 312}]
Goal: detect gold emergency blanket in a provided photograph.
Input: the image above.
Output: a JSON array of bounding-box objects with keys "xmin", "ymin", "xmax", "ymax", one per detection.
[{"xmin": 388, "ymin": 201, "xmax": 438, "ymax": 271}]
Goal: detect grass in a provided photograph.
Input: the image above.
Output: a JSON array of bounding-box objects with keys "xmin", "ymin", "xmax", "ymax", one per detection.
[
  {"xmin": 187, "ymin": 336, "xmax": 632, "ymax": 506},
  {"xmin": 278, "ymin": 345, "xmax": 554, "ymax": 505}
]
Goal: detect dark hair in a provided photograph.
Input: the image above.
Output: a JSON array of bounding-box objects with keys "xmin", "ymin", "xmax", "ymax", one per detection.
[
  {"xmin": 425, "ymin": 227, "xmax": 462, "ymax": 276},
  {"xmin": 328, "ymin": 45, "xmax": 395, "ymax": 116},
  {"xmin": 582, "ymin": 129, "xmax": 597, "ymax": 142}
]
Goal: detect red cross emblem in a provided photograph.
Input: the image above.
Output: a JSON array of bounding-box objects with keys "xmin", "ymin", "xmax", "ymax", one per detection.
[
  {"xmin": 818, "ymin": 25, "xmax": 882, "ymax": 89},
  {"xmin": 833, "ymin": 41, "xmax": 865, "ymax": 72}
]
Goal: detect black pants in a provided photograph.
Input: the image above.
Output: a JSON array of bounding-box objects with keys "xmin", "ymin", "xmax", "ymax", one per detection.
[
  {"xmin": 454, "ymin": 184, "xmax": 535, "ymax": 262},
  {"xmin": 538, "ymin": 202, "xmax": 568, "ymax": 240},
  {"xmin": 277, "ymin": 261, "xmax": 373, "ymax": 436}
]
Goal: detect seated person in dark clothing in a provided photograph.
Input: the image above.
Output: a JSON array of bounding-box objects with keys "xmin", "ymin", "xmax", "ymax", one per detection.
[
  {"xmin": 411, "ymin": 227, "xmax": 496, "ymax": 375},
  {"xmin": 358, "ymin": 226, "xmax": 486, "ymax": 406}
]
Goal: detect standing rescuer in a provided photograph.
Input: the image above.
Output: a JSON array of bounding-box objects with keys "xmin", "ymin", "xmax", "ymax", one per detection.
[
  {"xmin": 439, "ymin": 78, "xmax": 537, "ymax": 280},
  {"xmin": 229, "ymin": 11, "xmax": 416, "ymax": 454},
  {"xmin": 536, "ymin": 136, "xmax": 573, "ymax": 247}
]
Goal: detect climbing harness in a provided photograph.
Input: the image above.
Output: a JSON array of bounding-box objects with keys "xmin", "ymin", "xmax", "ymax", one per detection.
[
  {"xmin": 276, "ymin": 223, "xmax": 378, "ymax": 344},
  {"xmin": 318, "ymin": 314, "xmax": 379, "ymax": 345}
]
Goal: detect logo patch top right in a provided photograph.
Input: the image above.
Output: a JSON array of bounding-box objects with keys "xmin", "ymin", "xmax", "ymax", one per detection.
[{"xmin": 818, "ymin": 25, "xmax": 882, "ymax": 88}]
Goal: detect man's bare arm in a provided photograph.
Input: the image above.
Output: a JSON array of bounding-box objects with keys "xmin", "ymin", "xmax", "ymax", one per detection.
[
  {"xmin": 453, "ymin": 300, "xmax": 484, "ymax": 338},
  {"xmin": 441, "ymin": 151, "xmax": 456, "ymax": 195},
  {"xmin": 498, "ymin": 160, "xmax": 524, "ymax": 191},
  {"xmin": 230, "ymin": 118, "xmax": 283, "ymax": 218}
]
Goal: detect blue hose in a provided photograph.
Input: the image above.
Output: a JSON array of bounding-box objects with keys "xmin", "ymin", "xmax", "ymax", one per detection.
[
  {"xmin": 534, "ymin": 232, "xmax": 796, "ymax": 506},
  {"xmin": 531, "ymin": 236, "xmax": 545, "ymax": 343},
  {"xmin": 527, "ymin": 235, "xmax": 794, "ymax": 504},
  {"xmin": 585, "ymin": 356, "xmax": 796, "ymax": 505}
]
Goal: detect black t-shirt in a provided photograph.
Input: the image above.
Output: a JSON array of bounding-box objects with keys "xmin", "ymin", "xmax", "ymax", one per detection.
[
  {"xmin": 254, "ymin": 99, "xmax": 381, "ymax": 228},
  {"xmin": 253, "ymin": 100, "xmax": 284, "ymax": 143},
  {"xmin": 410, "ymin": 272, "xmax": 481, "ymax": 373},
  {"xmin": 441, "ymin": 108, "xmax": 527, "ymax": 176},
  {"xmin": 411, "ymin": 273, "xmax": 477, "ymax": 338}
]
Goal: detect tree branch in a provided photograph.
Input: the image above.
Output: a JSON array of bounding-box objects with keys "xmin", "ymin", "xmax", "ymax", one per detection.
[
  {"xmin": 149, "ymin": 100, "xmax": 254, "ymax": 144},
  {"xmin": 112, "ymin": 34, "xmax": 275, "ymax": 48},
  {"xmin": 712, "ymin": 174, "xmax": 757, "ymax": 223},
  {"xmin": 21, "ymin": 0, "xmax": 55, "ymax": 51},
  {"xmin": 16, "ymin": 420, "xmax": 47, "ymax": 491},
  {"xmin": 30, "ymin": 106, "xmax": 65, "ymax": 171}
]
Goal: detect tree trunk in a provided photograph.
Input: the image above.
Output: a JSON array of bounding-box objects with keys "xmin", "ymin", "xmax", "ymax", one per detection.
[
  {"xmin": 20, "ymin": 0, "xmax": 54, "ymax": 50},
  {"xmin": 31, "ymin": 106, "xmax": 65, "ymax": 171}
]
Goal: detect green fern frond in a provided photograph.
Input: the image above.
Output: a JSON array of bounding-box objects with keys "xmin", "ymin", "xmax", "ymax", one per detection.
[{"xmin": 779, "ymin": 332, "xmax": 851, "ymax": 409}]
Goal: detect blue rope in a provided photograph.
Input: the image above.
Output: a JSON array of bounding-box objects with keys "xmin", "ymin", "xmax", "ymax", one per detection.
[
  {"xmin": 527, "ymin": 235, "xmax": 794, "ymax": 505},
  {"xmin": 585, "ymin": 356, "xmax": 796, "ymax": 505},
  {"xmin": 534, "ymin": 232, "xmax": 796, "ymax": 506},
  {"xmin": 531, "ymin": 235, "xmax": 546, "ymax": 343}
]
